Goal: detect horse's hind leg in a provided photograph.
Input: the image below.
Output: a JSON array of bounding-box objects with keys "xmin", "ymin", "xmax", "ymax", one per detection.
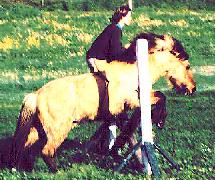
[
  {"xmin": 39, "ymin": 118, "xmax": 78, "ymax": 172},
  {"xmin": 18, "ymin": 119, "xmax": 48, "ymax": 171},
  {"xmin": 23, "ymin": 117, "xmax": 59, "ymax": 172}
]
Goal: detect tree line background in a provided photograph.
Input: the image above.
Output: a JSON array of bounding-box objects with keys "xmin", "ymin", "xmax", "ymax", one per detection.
[{"xmin": 1, "ymin": 0, "xmax": 215, "ymax": 11}]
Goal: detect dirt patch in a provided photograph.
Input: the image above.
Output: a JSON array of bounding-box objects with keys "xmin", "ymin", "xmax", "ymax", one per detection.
[{"xmin": 192, "ymin": 65, "xmax": 215, "ymax": 76}]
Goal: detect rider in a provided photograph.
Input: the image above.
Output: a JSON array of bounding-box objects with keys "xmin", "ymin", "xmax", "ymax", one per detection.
[
  {"xmin": 86, "ymin": 4, "xmax": 134, "ymax": 153},
  {"xmin": 86, "ymin": 4, "xmax": 133, "ymax": 73}
]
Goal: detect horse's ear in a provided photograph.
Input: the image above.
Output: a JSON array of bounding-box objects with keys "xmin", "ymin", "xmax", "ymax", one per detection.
[
  {"xmin": 154, "ymin": 35, "xmax": 174, "ymax": 52},
  {"xmin": 163, "ymin": 35, "xmax": 174, "ymax": 51},
  {"xmin": 154, "ymin": 37, "xmax": 166, "ymax": 51}
]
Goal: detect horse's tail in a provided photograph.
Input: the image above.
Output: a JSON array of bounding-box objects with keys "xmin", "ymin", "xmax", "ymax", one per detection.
[{"xmin": 10, "ymin": 93, "xmax": 37, "ymax": 169}]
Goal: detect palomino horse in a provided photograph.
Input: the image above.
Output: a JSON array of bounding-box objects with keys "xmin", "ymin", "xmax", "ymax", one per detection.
[{"xmin": 10, "ymin": 33, "xmax": 196, "ymax": 172}]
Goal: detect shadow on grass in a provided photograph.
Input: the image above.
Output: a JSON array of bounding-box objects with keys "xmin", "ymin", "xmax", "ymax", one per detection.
[
  {"xmin": 0, "ymin": 136, "xmax": 13, "ymax": 169},
  {"xmin": 0, "ymin": 134, "xmax": 141, "ymax": 175},
  {"xmin": 1, "ymin": 91, "xmax": 214, "ymax": 174},
  {"xmin": 56, "ymin": 137, "xmax": 143, "ymax": 175}
]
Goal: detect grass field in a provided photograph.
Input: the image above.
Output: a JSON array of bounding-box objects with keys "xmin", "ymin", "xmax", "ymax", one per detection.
[{"xmin": 0, "ymin": 3, "xmax": 215, "ymax": 179}]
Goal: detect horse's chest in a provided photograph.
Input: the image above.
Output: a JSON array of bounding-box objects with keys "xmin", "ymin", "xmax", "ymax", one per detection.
[{"xmin": 108, "ymin": 80, "xmax": 139, "ymax": 114}]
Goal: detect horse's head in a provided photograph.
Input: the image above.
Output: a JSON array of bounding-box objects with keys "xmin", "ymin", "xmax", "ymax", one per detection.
[
  {"xmin": 161, "ymin": 36, "xmax": 196, "ymax": 95},
  {"xmin": 129, "ymin": 33, "xmax": 196, "ymax": 95}
]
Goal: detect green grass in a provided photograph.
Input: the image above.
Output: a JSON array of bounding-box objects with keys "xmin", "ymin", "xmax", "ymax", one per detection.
[{"xmin": 0, "ymin": 3, "xmax": 215, "ymax": 179}]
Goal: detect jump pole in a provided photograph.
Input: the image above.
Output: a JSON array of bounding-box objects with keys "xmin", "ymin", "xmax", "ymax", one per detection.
[
  {"xmin": 128, "ymin": 0, "xmax": 133, "ymax": 10},
  {"xmin": 136, "ymin": 39, "xmax": 160, "ymax": 177},
  {"xmin": 115, "ymin": 39, "xmax": 179, "ymax": 175}
]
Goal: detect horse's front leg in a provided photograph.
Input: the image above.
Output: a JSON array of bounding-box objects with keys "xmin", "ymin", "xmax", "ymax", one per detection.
[
  {"xmin": 110, "ymin": 91, "xmax": 167, "ymax": 163},
  {"xmin": 110, "ymin": 108, "xmax": 140, "ymax": 162},
  {"xmin": 151, "ymin": 91, "xmax": 167, "ymax": 129},
  {"xmin": 85, "ymin": 121, "xmax": 111, "ymax": 154}
]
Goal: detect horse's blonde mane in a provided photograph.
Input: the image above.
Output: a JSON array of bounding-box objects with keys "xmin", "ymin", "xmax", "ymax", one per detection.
[{"xmin": 154, "ymin": 35, "xmax": 174, "ymax": 51}]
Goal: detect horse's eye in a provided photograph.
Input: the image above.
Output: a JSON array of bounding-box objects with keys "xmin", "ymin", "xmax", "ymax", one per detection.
[
  {"xmin": 170, "ymin": 50, "xmax": 177, "ymax": 56},
  {"xmin": 186, "ymin": 65, "xmax": 190, "ymax": 70}
]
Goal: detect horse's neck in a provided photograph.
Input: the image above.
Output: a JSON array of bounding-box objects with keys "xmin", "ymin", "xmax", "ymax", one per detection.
[
  {"xmin": 148, "ymin": 52, "xmax": 172, "ymax": 84},
  {"xmin": 96, "ymin": 59, "xmax": 167, "ymax": 85},
  {"xmin": 149, "ymin": 60, "xmax": 166, "ymax": 84},
  {"xmin": 106, "ymin": 62, "xmax": 138, "ymax": 82}
]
